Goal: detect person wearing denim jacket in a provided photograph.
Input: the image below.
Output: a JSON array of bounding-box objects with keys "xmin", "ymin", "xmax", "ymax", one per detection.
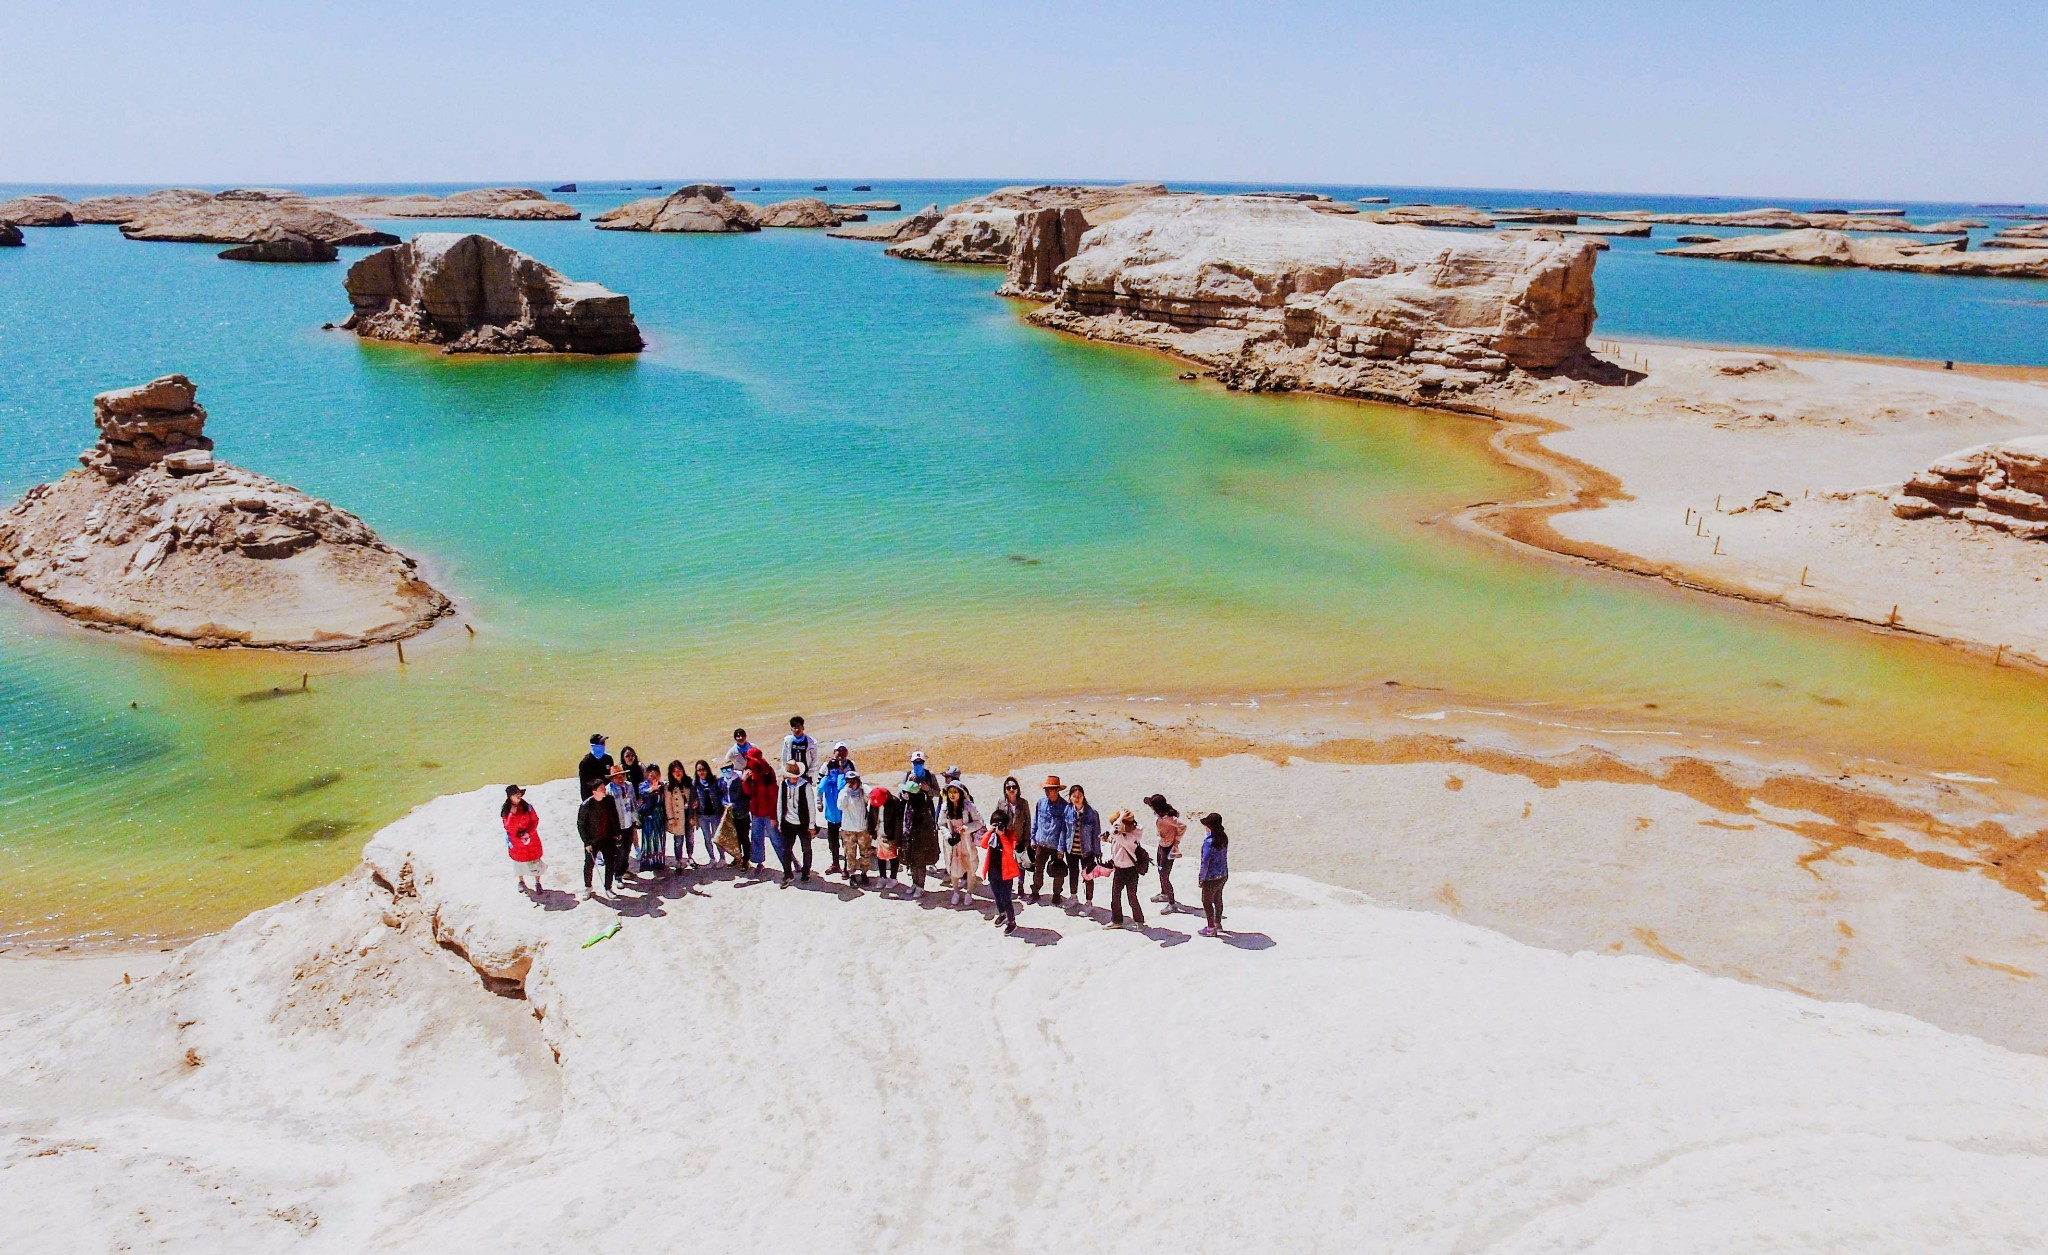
[{"xmin": 1028, "ymin": 776, "xmax": 1073, "ymax": 905}]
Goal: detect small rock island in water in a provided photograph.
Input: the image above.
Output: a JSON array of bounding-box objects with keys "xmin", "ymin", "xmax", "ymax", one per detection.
[
  {"xmin": 0, "ymin": 376, "xmax": 451, "ymax": 649},
  {"xmin": 341, "ymin": 232, "xmax": 645, "ymax": 354}
]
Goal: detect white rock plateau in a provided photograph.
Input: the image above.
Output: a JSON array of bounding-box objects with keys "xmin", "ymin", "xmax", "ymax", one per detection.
[{"xmin": 6, "ymin": 776, "xmax": 2048, "ymax": 1253}]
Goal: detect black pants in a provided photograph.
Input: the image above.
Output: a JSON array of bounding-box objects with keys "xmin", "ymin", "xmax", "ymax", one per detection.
[
  {"xmin": 990, "ymin": 871, "xmax": 1015, "ymax": 923},
  {"xmin": 1029, "ymin": 846, "xmax": 1061, "ymax": 900},
  {"xmin": 1065, "ymin": 853, "xmax": 1094, "ymax": 903},
  {"xmin": 1157, "ymin": 847, "xmax": 1177, "ymax": 905},
  {"xmin": 824, "ymin": 821, "xmax": 842, "ymax": 870},
  {"xmin": 879, "ymin": 857, "xmax": 900, "ymax": 879},
  {"xmin": 910, "ymin": 862, "xmax": 930, "ymax": 891},
  {"xmin": 1201, "ymin": 876, "xmax": 1228, "ymax": 931},
  {"xmin": 792, "ymin": 825, "xmax": 816, "ymax": 878},
  {"xmin": 583, "ymin": 840, "xmax": 615, "ymax": 892},
  {"xmin": 1110, "ymin": 866, "xmax": 1144, "ymax": 926}
]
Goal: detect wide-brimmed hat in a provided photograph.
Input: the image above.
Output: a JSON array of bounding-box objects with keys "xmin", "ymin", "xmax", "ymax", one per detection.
[
  {"xmin": 505, "ymin": 784, "xmax": 525, "ymax": 797},
  {"xmin": 943, "ymin": 765, "xmax": 963, "ymax": 781},
  {"xmin": 1042, "ymin": 775, "xmax": 1063, "ymax": 790},
  {"xmin": 782, "ymin": 760, "xmax": 804, "ymax": 777}
]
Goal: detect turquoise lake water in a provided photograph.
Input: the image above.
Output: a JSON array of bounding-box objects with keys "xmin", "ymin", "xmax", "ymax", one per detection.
[{"xmin": 4, "ymin": 179, "xmax": 2048, "ymax": 944}]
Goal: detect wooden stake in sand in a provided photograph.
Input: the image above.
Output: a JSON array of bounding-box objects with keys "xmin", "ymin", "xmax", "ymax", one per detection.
[
  {"xmin": 396, "ymin": 640, "xmax": 406, "ymax": 666},
  {"xmin": 301, "ymin": 673, "xmax": 308, "ymax": 691},
  {"xmin": 1800, "ymin": 566, "xmax": 1810, "ymax": 587},
  {"xmin": 1712, "ymin": 536, "xmax": 1723, "ymax": 555},
  {"xmin": 1994, "ymin": 644, "xmax": 2006, "ymax": 667},
  {"xmin": 465, "ymin": 623, "xmax": 476, "ymax": 639},
  {"xmin": 1887, "ymin": 604, "xmax": 1900, "ymax": 626}
]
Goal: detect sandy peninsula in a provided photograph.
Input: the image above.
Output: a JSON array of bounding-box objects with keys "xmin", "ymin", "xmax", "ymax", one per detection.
[
  {"xmin": 10, "ymin": 745, "xmax": 2048, "ymax": 1251},
  {"xmin": 1473, "ymin": 338, "xmax": 2048, "ymax": 666}
]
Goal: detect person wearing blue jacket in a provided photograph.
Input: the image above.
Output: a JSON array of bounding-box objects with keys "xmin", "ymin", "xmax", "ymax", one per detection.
[
  {"xmin": 1028, "ymin": 775, "xmax": 1073, "ymax": 905},
  {"xmin": 818, "ymin": 752, "xmax": 850, "ymax": 876},
  {"xmin": 1064, "ymin": 783, "xmax": 1103, "ymax": 908},
  {"xmin": 1197, "ymin": 812, "xmax": 1231, "ymax": 937}
]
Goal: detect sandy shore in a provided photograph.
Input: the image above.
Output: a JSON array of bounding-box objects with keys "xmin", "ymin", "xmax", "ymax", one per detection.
[
  {"xmin": 0, "ymin": 950, "xmax": 174, "ymax": 1015},
  {"xmin": 8, "ymin": 773, "xmax": 2048, "ymax": 1251},
  {"xmin": 1475, "ymin": 337, "xmax": 2048, "ymax": 665}
]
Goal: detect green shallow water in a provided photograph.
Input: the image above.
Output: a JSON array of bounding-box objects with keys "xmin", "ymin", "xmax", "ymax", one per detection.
[{"xmin": 4, "ymin": 213, "xmax": 2048, "ymax": 944}]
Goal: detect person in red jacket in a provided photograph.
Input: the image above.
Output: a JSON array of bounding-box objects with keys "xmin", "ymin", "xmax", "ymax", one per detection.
[
  {"xmin": 742, "ymin": 746, "xmax": 779, "ymax": 871},
  {"xmin": 981, "ymin": 808, "xmax": 1022, "ymax": 935},
  {"xmin": 500, "ymin": 785, "xmax": 544, "ymax": 893}
]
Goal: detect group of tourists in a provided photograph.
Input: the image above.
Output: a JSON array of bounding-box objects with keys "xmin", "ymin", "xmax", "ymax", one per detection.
[{"xmin": 496, "ymin": 715, "xmax": 1236, "ymax": 937}]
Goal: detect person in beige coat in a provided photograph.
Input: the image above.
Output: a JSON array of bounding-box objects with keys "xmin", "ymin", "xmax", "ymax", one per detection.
[{"xmin": 940, "ymin": 782, "xmax": 983, "ymax": 906}]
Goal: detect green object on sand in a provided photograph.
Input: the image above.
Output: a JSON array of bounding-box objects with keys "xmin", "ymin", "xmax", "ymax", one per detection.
[{"xmin": 582, "ymin": 922, "xmax": 621, "ymax": 949}]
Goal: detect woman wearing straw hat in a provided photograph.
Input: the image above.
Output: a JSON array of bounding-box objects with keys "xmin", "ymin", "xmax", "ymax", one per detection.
[{"xmin": 1104, "ymin": 809, "xmax": 1147, "ymax": 929}]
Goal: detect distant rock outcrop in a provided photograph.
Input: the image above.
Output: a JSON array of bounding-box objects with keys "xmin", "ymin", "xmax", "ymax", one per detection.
[
  {"xmin": 0, "ymin": 375, "xmax": 451, "ymax": 648},
  {"xmin": 314, "ymin": 188, "xmax": 579, "ymax": 221},
  {"xmin": 1362, "ymin": 204, "xmax": 1497, "ymax": 229},
  {"xmin": 1663, "ymin": 229, "xmax": 2048, "ymax": 278},
  {"xmin": 0, "ymin": 194, "xmax": 77, "ymax": 226},
  {"xmin": 751, "ymin": 197, "xmax": 849, "ymax": 228},
  {"xmin": 551, "ymin": 183, "xmax": 578, "ymax": 193},
  {"xmin": 997, "ymin": 206, "xmax": 1091, "ymax": 298},
  {"xmin": 0, "ymin": 223, "xmax": 21, "ymax": 247},
  {"xmin": 877, "ymin": 184, "xmax": 1171, "ymax": 264},
  {"xmin": 118, "ymin": 196, "xmax": 398, "ymax": 247},
  {"xmin": 1590, "ymin": 207, "xmax": 1954, "ymax": 235},
  {"xmin": 1892, "ymin": 439, "xmax": 2048, "ymax": 539},
  {"xmin": 341, "ymin": 232, "xmax": 644, "ymax": 355},
  {"xmin": 1025, "ymin": 196, "xmax": 1598, "ymax": 404},
  {"xmin": 74, "ymin": 188, "xmax": 214, "ymax": 224},
  {"xmin": 828, "ymin": 204, "xmax": 943, "ymax": 243},
  {"xmin": 885, "ymin": 210, "xmax": 1022, "ymax": 264},
  {"xmin": 592, "ymin": 185, "xmax": 759, "ymax": 233},
  {"xmin": 218, "ymin": 227, "xmax": 338, "ymax": 263}
]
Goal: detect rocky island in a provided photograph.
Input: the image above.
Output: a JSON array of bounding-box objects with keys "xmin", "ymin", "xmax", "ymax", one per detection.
[
  {"xmin": 0, "ymin": 223, "xmax": 21, "ymax": 247},
  {"xmin": 593, "ymin": 184, "xmax": 759, "ymax": 233},
  {"xmin": 0, "ymin": 194, "xmax": 77, "ymax": 227},
  {"xmin": 0, "ymin": 376, "xmax": 450, "ymax": 649},
  {"xmin": 1662, "ymin": 229, "xmax": 2048, "ymax": 278},
  {"xmin": 313, "ymin": 187, "xmax": 580, "ymax": 221},
  {"xmin": 341, "ymin": 233, "xmax": 645, "ymax": 355},
  {"xmin": 1014, "ymin": 195, "xmax": 1598, "ymax": 403}
]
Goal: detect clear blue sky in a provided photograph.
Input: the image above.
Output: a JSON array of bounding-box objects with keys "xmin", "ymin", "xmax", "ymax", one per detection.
[{"xmin": 5, "ymin": 0, "xmax": 2043, "ymax": 200}]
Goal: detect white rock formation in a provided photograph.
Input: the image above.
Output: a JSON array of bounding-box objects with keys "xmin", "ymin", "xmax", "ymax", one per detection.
[
  {"xmin": 1029, "ymin": 196, "xmax": 1598, "ymax": 401},
  {"xmin": 342, "ymin": 233, "xmax": 644, "ymax": 355},
  {"xmin": 7, "ymin": 776, "xmax": 2048, "ymax": 1251},
  {"xmin": 0, "ymin": 376, "xmax": 450, "ymax": 649},
  {"xmin": 592, "ymin": 184, "xmax": 759, "ymax": 233}
]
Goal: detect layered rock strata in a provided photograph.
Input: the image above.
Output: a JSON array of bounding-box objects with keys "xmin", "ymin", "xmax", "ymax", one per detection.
[
  {"xmin": 997, "ymin": 206, "xmax": 1091, "ymax": 298},
  {"xmin": 341, "ymin": 233, "xmax": 644, "ymax": 355},
  {"xmin": 1362, "ymin": 204, "xmax": 1497, "ymax": 228},
  {"xmin": 74, "ymin": 188, "xmax": 214, "ymax": 224},
  {"xmin": 592, "ymin": 185, "xmax": 759, "ymax": 233},
  {"xmin": 1024, "ymin": 196, "xmax": 1598, "ymax": 404},
  {"xmin": 1892, "ymin": 439, "xmax": 2048, "ymax": 539},
  {"xmin": 0, "ymin": 194, "xmax": 77, "ymax": 226},
  {"xmin": 314, "ymin": 188, "xmax": 579, "ymax": 221},
  {"xmin": 0, "ymin": 376, "xmax": 450, "ymax": 648},
  {"xmin": 77, "ymin": 374, "xmax": 215, "ymax": 482},
  {"xmin": 1662, "ymin": 229, "xmax": 2048, "ymax": 278}
]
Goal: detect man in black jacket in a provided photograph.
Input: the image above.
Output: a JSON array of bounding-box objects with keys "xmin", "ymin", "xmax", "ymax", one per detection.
[
  {"xmin": 578, "ymin": 775, "xmax": 623, "ymax": 896},
  {"xmin": 577, "ymin": 734, "xmax": 614, "ymax": 797}
]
